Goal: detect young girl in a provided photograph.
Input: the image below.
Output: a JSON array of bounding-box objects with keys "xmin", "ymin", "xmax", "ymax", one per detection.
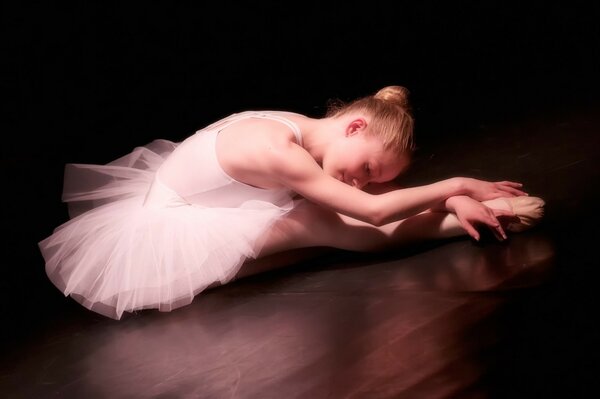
[{"xmin": 38, "ymin": 86, "xmax": 544, "ymax": 320}]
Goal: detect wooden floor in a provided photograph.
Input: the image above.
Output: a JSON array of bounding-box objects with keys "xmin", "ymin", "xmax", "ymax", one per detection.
[{"xmin": 1, "ymin": 101, "xmax": 598, "ymax": 398}]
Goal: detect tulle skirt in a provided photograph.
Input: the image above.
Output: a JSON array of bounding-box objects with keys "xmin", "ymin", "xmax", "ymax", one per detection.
[{"xmin": 38, "ymin": 139, "xmax": 294, "ymax": 319}]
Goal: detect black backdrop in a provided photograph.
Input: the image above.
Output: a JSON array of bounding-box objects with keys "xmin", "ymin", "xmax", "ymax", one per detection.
[
  {"xmin": 6, "ymin": 1, "xmax": 599, "ymax": 156},
  {"xmin": 2, "ymin": 0, "xmax": 600, "ymax": 385}
]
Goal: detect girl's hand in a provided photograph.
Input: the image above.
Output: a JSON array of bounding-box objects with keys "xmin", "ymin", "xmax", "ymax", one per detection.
[
  {"xmin": 460, "ymin": 177, "xmax": 527, "ymax": 201},
  {"xmin": 446, "ymin": 196, "xmax": 516, "ymax": 241}
]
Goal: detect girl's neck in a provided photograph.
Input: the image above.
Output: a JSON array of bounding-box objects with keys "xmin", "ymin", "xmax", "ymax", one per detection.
[
  {"xmin": 296, "ymin": 116, "xmax": 344, "ymax": 165},
  {"xmin": 300, "ymin": 113, "xmax": 370, "ymax": 164}
]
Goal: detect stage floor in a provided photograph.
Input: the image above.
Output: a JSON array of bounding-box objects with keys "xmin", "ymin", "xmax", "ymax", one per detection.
[{"xmin": 1, "ymin": 104, "xmax": 598, "ymax": 398}]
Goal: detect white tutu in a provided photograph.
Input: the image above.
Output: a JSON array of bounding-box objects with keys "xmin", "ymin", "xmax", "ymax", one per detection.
[{"xmin": 39, "ymin": 136, "xmax": 295, "ymax": 320}]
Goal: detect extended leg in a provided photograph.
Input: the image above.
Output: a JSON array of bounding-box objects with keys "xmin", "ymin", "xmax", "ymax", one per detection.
[
  {"xmin": 235, "ymin": 201, "xmax": 468, "ymax": 280},
  {"xmin": 255, "ymin": 200, "xmax": 469, "ymax": 256},
  {"xmin": 236, "ymin": 196, "xmax": 544, "ymax": 280}
]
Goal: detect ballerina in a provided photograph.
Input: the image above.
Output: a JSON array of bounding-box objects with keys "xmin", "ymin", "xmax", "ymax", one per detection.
[{"xmin": 39, "ymin": 85, "xmax": 545, "ymax": 319}]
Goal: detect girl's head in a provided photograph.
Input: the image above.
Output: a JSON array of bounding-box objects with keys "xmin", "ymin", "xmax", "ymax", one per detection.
[
  {"xmin": 324, "ymin": 86, "xmax": 415, "ymax": 188},
  {"xmin": 327, "ymin": 85, "xmax": 415, "ymax": 156}
]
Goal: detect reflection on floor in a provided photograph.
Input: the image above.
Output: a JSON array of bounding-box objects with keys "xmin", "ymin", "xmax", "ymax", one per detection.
[{"xmin": 1, "ymin": 104, "xmax": 598, "ymax": 398}]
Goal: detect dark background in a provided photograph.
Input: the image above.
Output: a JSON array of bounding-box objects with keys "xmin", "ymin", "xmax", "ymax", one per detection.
[{"xmin": 2, "ymin": 1, "xmax": 600, "ymax": 397}]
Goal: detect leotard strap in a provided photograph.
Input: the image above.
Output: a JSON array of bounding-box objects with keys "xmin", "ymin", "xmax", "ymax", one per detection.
[
  {"xmin": 246, "ymin": 112, "xmax": 303, "ymax": 147},
  {"xmin": 207, "ymin": 111, "xmax": 303, "ymax": 146}
]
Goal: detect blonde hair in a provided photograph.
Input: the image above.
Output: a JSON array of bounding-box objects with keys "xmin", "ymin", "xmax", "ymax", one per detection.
[{"xmin": 326, "ymin": 86, "xmax": 415, "ymax": 155}]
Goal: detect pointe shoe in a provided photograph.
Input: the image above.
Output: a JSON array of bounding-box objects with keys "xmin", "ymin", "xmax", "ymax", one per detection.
[{"xmin": 501, "ymin": 196, "xmax": 545, "ymax": 233}]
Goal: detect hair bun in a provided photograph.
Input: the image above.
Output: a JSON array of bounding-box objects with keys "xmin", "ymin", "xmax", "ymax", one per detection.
[{"xmin": 374, "ymin": 85, "xmax": 411, "ymax": 109}]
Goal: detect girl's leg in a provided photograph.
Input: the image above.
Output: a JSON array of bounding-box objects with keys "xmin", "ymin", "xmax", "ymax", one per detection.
[
  {"xmin": 256, "ymin": 200, "xmax": 468, "ymax": 257},
  {"xmin": 236, "ymin": 201, "xmax": 467, "ymax": 280},
  {"xmin": 235, "ymin": 203, "xmax": 464, "ymax": 280},
  {"xmin": 236, "ymin": 196, "xmax": 544, "ymax": 280}
]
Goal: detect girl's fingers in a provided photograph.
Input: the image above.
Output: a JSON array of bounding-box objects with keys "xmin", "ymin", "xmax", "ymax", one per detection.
[
  {"xmin": 499, "ymin": 186, "xmax": 528, "ymax": 197},
  {"xmin": 461, "ymin": 220, "xmax": 480, "ymax": 241},
  {"xmin": 487, "ymin": 222, "xmax": 506, "ymax": 241},
  {"xmin": 497, "ymin": 191, "xmax": 517, "ymax": 198},
  {"xmin": 497, "ymin": 181, "xmax": 523, "ymax": 187},
  {"xmin": 490, "ymin": 228, "xmax": 504, "ymax": 241},
  {"xmin": 496, "ymin": 222, "xmax": 507, "ymax": 240},
  {"xmin": 485, "ymin": 214, "xmax": 507, "ymax": 240}
]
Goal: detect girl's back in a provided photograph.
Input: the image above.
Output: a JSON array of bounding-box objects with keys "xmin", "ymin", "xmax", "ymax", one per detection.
[{"xmin": 157, "ymin": 111, "xmax": 304, "ymax": 207}]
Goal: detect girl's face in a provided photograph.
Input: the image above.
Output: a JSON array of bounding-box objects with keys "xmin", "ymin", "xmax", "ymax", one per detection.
[{"xmin": 323, "ymin": 128, "xmax": 409, "ymax": 189}]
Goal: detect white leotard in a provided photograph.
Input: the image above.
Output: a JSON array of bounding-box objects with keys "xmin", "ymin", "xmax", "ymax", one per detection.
[{"xmin": 153, "ymin": 111, "xmax": 303, "ymax": 208}]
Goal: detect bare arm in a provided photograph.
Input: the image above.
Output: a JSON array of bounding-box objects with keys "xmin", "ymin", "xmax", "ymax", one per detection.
[{"xmin": 268, "ymin": 143, "xmax": 466, "ymax": 226}]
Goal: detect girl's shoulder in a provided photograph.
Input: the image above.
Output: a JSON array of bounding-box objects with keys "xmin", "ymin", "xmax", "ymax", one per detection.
[
  {"xmin": 218, "ymin": 112, "xmax": 303, "ymax": 147},
  {"xmin": 215, "ymin": 114, "xmax": 309, "ymax": 190}
]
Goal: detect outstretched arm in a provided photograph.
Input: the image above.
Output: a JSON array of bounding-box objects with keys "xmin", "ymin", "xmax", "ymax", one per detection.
[{"xmin": 269, "ymin": 143, "xmax": 524, "ymax": 226}]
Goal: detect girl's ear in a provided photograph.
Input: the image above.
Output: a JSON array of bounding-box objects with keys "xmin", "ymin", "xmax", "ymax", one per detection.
[{"xmin": 346, "ymin": 118, "xmax": 367, "ymax": 137}]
